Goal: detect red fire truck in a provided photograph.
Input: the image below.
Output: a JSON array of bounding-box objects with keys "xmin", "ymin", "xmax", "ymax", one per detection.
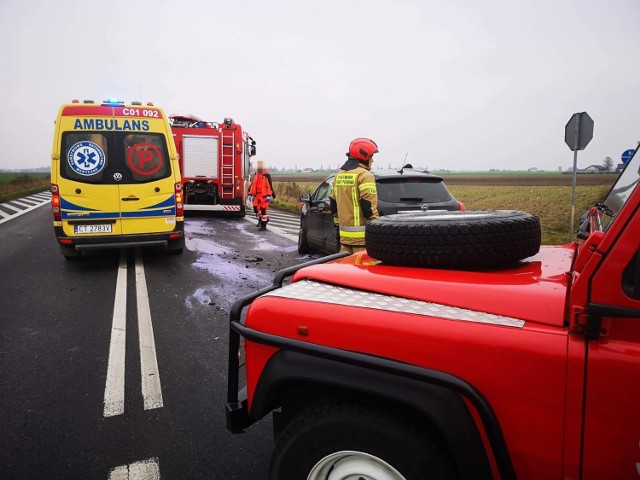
[{"xmin": 169, "ymin": 115, "xmax": 256, "ymax": 215}]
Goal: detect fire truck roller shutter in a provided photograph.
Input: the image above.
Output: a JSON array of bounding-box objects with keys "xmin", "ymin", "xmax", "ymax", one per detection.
[{"xmin": 183, "ymin": 135, "xmax": 219, "ymax": 178}]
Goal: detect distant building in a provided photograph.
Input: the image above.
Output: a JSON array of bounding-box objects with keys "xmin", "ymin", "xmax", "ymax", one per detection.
[{"xmin": 580, "ymin": 165, "xmax": 607, "ymax": 173}]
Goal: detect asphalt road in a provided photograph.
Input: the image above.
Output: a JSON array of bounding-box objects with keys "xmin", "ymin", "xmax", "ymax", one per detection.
[{"xmin": 0, "ymin": 197, "xmax": 314, "ymax": 480}]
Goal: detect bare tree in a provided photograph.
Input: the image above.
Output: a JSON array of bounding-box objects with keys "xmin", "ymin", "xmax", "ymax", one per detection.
[{"xmin": 603, "ymin": 156, "xmax": 614, "ymax": 172}]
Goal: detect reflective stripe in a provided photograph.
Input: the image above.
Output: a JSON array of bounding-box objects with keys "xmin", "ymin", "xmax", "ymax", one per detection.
[
  {"xmin": 351, "ymin": 185, "xmax": 360, "ymax": 225},
  {"xmin": 264, "ymin": 280, "xmax": 526, "ymax": 328},
  {"xmin": 340, "ymin": 225, "xmax": 366, "ymax": 232},
  {"xmin": 339, "ymin": 229, "xmax": 366, "ymax": 238},
  {"xmin": 358, "ymin": 182, "xmax": 377, "ymax": 194},
  {"xmin": 335, "ymin": 173, "xmax": 357, "ymax": 186}
]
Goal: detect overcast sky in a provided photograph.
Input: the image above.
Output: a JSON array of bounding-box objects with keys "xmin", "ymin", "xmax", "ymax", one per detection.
[{"xmin": 1, "ymin": 0, "xmax": 639, "ymax": 172}]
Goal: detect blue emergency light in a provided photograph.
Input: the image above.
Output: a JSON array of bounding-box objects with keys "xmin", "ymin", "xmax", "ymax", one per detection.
[{"xmin": 103, "ymin": 98, "xmax": 124, "ymax": 106}]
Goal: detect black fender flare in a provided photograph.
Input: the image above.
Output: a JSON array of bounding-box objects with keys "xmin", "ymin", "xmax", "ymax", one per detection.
[{"xmin": 250, "ymin": 349, "xmax": 496, "ymax": 480}]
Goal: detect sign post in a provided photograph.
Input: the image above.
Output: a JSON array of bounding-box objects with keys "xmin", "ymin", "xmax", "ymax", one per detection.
[{"xmin": 564, "ymin": 112, "xmax": 594, "ymax": 240}]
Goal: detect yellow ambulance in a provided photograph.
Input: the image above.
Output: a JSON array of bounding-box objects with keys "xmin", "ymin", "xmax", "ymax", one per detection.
[{"xmin": 50, "ymin": 99, "xmax": 184, "ymax": 259}]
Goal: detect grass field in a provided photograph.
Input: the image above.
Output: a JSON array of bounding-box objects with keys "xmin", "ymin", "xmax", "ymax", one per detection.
[
  {"xmin": 0, "ymin": 171, "xmax": 615, "ymax": 245},
  {"xmin": 271, "ymin": 174, "xmax": 616, "ymax": 245},
  {"xmin": 0, "ymin": 172, "xmax": 50, "ymax": 203}
]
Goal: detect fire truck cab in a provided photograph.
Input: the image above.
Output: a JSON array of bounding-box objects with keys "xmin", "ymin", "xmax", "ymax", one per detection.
[{"xmin": 169, "ymin": 115, "xmax": 256, "ymax": 215}]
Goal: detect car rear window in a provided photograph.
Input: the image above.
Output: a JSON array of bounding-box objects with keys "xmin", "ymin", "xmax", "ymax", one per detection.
[
  {"xmin": 376, "ymin": 177, "xmax": 453, "ymax": 203},
  {"xmin": 61, "ymin": 131, "xmax": 171, "ymax": 184}
]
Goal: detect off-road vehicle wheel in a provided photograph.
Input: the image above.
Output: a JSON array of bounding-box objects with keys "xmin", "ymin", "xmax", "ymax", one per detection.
[
  {"xmin": 269, "ymin": 400, "xmax": 457, "ymax": 480},
  {"xmin": 366, "ymin": 210, "xmax": 541, "ymax": 269}
]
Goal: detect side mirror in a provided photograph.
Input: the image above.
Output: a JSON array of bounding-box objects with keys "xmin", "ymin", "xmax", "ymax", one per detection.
[{"xmin": 300, "ymin": 193, "xmax": 311, "ymax": 203}]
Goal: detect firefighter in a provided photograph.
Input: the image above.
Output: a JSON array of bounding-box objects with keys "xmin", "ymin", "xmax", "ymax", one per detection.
[
  {"xmin": 248, "ymin": 161, "xmax": 273, "ymax": 231},
  {"xmin": 330, "ymin": 138, "xmax": 379, "ymax": 254}
]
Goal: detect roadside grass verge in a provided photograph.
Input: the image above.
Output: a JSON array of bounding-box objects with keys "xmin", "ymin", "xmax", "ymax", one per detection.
[
  {"xmin": 271, "ymin": 181, "xmax": 611, "ymax": 245},
  {"xmin": 0, "ymin": 173, "xmax": 50, "ymax": 203}
]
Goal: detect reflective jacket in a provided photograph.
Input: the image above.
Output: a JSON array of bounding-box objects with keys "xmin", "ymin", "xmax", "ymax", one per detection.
[
  {"xmin": 249, "ymin": 173, "xmax": 273, "ymax": 198},
  {"xmin": 330, "ymin": 159, "xmax": 379, "ymax": 247}
]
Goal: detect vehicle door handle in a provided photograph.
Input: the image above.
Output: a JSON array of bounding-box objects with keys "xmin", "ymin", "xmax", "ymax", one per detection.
[{"xmin": 122, "ymin": 196, "xmax": 140, "ymax": 201}]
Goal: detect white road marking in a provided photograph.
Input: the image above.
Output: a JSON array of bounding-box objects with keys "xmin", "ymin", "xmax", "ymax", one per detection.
[
  {"xmin": 135, "ymin": 248, "xmax": 163, "ymax": 410},
  {"xmin": 103, "ymin": 252, "xmax": 128, "ymax": 417},
  {"xmin": 0, "ymin": 209, "xmax": 9, "ymax": 218},
  {"xmin": 0, "ymin": 193, "xmax": 50, "ymax": 225},
  {"xmin": 0, "ymin": 202, "xmax": 22, "ymax": 213},
  {"xmin": 8, "ymin": 199, "xmax": 34, "ymax": 208},
  {"xmin": 108, "ymin": 457, "xmax": 160, "ymax": 480}
]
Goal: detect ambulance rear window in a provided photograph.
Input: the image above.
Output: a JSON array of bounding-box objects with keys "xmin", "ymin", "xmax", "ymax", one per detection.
[{"xmin": 61, "ymin": 132, "xmax": 171, "ymax": 184}]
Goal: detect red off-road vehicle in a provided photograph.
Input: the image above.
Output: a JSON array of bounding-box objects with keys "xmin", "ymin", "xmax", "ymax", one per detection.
[{"xmin": 227, "ymin": 148, "xmax": 640, "ymax": 479}]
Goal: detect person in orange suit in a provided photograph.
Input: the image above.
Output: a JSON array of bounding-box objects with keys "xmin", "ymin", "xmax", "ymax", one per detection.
[{"xmin": 248, "ymin": 161, "xmax": 274, "ymax": 231}]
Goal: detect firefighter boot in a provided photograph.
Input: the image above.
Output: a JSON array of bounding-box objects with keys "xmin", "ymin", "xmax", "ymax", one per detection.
[{"xmin": 259, "ymin": 219, "xmax": 267, "ymax": 231}]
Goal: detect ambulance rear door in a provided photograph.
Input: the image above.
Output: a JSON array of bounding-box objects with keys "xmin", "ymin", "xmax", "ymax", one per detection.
[
  {"xmin": 119, "ymin": 132, "xmax": 177, "ymax": 235},
  {"xmin": 59, "ymin": 132, "xmax": 122, "ymax": 237}
]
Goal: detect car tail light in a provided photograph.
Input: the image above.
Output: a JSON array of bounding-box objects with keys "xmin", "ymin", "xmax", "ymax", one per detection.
[
  {"xmin": 458, "ymin": 201, "xmax": 466, "ymax": 211},
  {"xmin": 175, "ymin": 182, "xmax": 184, "ymax": 216},
  {"xmin": 51, "ymin": 184, "xmax": 61, "ymax": 221}
]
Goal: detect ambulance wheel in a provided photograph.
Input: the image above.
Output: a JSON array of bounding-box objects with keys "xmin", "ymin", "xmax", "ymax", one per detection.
[
  {"xmin": 365, "ymin": 210, "xmax": 541, "ymax": 270},
  {"xmin": 60, "ymin": 244, "xmax": 81, "ymax": 260},
  {"xmin": 269, "ymin": 400, "xmax": 457, "ymax": 480},
  {"xmin": 167, "ymin": 239, "xmax": 184, "ymax": 254},
  {"xmin": 298, "ymin": 219, "xmax": 311, "ymax": 254}
]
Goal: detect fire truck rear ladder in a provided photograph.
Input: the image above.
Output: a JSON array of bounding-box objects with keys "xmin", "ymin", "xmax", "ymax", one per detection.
[{"xmin": 221, "ymin": 130, "xmax": 235, "ymax": 199}]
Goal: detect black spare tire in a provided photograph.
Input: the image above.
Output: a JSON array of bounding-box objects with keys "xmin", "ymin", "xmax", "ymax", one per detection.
[{"xmin": 365, "ymin": 210, "xmax": 541, "ymax": 269}]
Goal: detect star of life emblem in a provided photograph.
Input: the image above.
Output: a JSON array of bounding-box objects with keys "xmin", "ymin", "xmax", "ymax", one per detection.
[{"xmin": 68, "ymin": 141, "xmax": 105, "ymax": 176}]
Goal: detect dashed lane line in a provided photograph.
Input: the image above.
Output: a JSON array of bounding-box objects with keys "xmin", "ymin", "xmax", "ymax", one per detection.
[{"xmin": 108, "ymin": 457, "xmax": 160, "ymax": 480}]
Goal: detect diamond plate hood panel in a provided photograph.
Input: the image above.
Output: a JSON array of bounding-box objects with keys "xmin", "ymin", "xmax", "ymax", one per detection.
[{"xmin": 290, "ymin": 245, "xmax": 574, "ymax": 327}]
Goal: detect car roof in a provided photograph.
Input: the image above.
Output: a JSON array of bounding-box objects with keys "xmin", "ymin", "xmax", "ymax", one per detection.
[
  {"xmin": 372, "ymin": 168, "xmax": 444, "ymax": 181},
  {"xmin": 325, "ymin": 169, "xmax": 443, "ymax": 181}
]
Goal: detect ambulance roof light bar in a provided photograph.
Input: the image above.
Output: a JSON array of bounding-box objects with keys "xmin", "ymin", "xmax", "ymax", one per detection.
[{"xmin": 102, "ymin": 98, "xmax": 125, "ymax": 106}]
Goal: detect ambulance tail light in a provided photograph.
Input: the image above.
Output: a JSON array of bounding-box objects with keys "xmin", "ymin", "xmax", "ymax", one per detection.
[
  {"xmin": 51, "ymin": 184, "xmax": 61, "ymax": 221},
  {"xmin": 174, "ymin": 182, "xmax": 184, "ymax": 216},
  {"xmin": 458, "ymin": 201, "xmax": 466, "ymax": 211}
]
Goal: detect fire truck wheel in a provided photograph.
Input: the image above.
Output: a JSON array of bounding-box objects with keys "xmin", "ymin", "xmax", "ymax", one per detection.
[
  {"xmin": 366, "ymin": 210, "xmax": 541, "ymax": 269},
  {"xmin": 269, "ymin": 401, "xmax": 457, "ymax": 480},
  {"xmin": 298, "ymin": 219, "xmax": 311, "ymax": 254}
]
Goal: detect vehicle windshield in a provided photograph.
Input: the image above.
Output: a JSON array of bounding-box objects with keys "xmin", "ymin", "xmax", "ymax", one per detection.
[
  {"xmin": 600, "ymin": 145, "xmax": 640, "ymax": 230},
  {"xmin": 61, "ymin": 131, "xmax": 171, "ymax": 184},
  {"xmin": 376, "ymin": 178, "xmax": 452, "ymax": 203}
]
